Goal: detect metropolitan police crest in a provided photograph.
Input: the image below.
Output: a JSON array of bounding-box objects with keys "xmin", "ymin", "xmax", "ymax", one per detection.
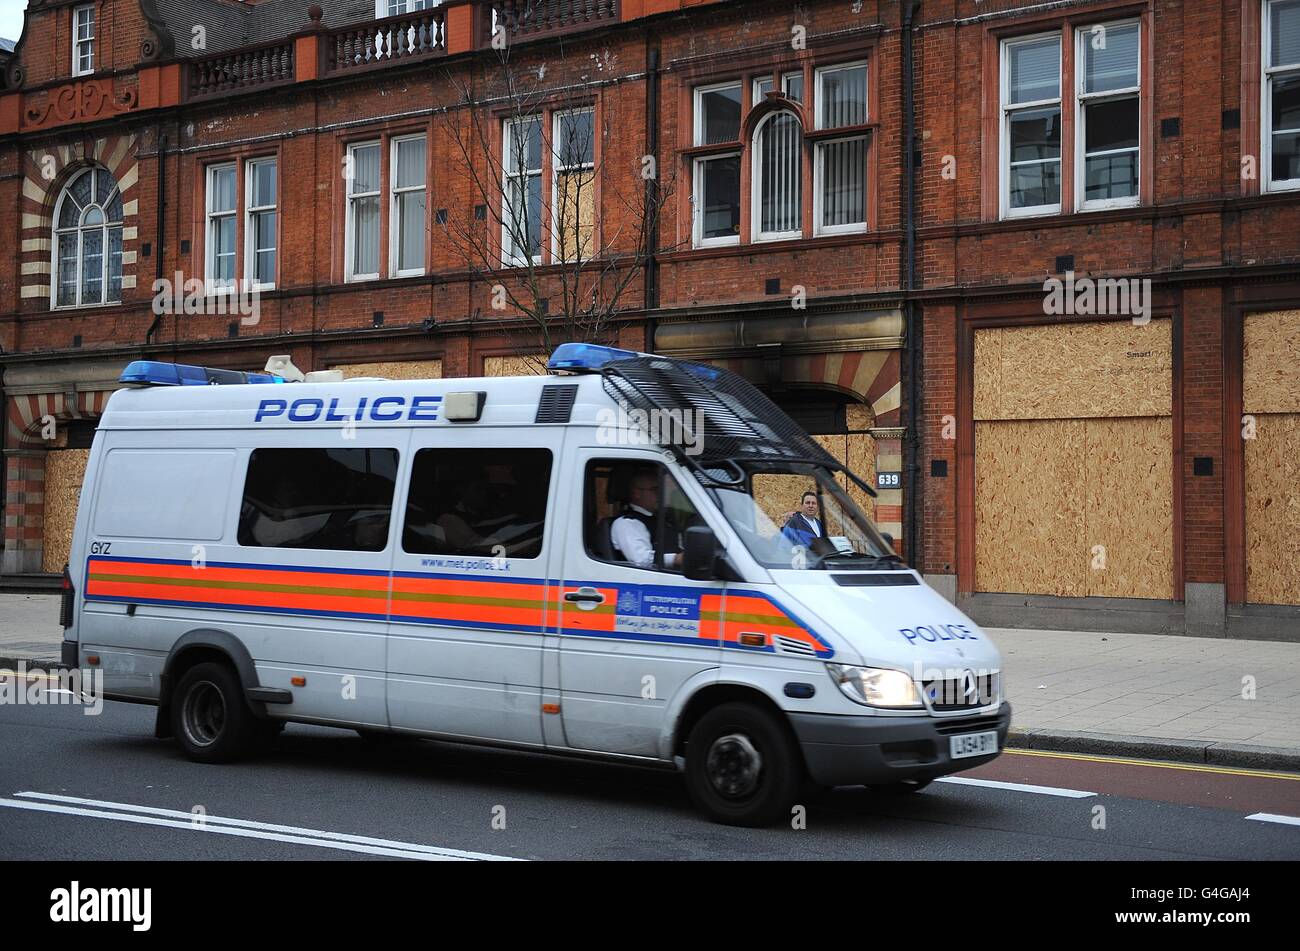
[{"xmin": 616, "ymin": 589, "xmax": 641, "ymax": 615}]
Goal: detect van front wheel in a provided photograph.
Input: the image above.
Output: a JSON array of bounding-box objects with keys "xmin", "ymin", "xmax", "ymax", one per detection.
[
  {"xmin": 171, "ymin": 662, "xmax": 264, "ymax": 763},
  {"xmin": 684, "ymin": 702, "xmax": 804, "ymax": 827}
]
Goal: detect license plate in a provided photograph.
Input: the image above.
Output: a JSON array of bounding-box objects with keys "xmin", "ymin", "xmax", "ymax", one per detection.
[{"xmin": 950, "ymin": 730, "xmax": 998, "ymax": 759}]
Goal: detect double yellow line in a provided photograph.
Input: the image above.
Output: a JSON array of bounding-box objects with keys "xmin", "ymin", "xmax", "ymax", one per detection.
[{"xmin": 1004, "ymin": 746, "xmax": 1300, "ymax": 781}]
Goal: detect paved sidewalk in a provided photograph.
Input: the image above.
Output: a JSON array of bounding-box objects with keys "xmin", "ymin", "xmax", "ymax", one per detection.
[
  {"xmin": 991, "ymin": 627, "xmax": 1300, "ymax": 769},
  {"xmin": 0, "ymin": 593, "xmax": 63, "ymax": 663},
  {"xmin": 3, "ymin": 594, "xmax": 1298, "ymax": 768}
]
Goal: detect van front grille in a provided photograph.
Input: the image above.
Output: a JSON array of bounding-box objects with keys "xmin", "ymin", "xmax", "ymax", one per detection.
[
  {"xmin": 923, "ymin": 673, "xmax": 998, "ymax": 711},
  {"xmin": 933, "ymin": 715, "xmax": 1003, "ymax": 736}
]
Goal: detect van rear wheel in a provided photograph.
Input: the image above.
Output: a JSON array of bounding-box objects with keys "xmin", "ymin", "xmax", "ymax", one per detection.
[
  {"xmin": 684, "ymin": 702, "xmax": 804, "ymax": 827},
  {"xmin": 171, "ymin": 662, "xmax": 264, "ymax": 763}
]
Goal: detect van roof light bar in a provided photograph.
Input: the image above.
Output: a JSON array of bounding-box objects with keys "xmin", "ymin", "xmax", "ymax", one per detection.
[
  {"xmin": 547, "ymin": 343, "xmax": 645, "ymax": 374},
  {"xmin": 119, "ymin": 360, "xmax": 285, "ymax": 386}
]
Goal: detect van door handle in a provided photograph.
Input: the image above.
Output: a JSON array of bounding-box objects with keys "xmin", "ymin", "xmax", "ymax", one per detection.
[{"xmin": 564, "ymin": 587, "xmax": 605, "ymax": 605}]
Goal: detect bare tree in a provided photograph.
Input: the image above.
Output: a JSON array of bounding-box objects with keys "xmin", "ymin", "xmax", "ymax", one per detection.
[{"xmin": 436, "ymin": 34, "xmax": 681, "ymax": 372}]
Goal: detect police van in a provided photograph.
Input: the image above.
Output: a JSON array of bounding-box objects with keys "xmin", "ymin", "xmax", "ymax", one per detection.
[{"xmin": 62, "ymin": 344, "xmax": 1010, "ymax": 826}]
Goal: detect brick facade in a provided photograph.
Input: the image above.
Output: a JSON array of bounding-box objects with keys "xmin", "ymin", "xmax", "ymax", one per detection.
[{"xmin": 1, "ymin": 0, "xmax": 1297, "ymax": 636}]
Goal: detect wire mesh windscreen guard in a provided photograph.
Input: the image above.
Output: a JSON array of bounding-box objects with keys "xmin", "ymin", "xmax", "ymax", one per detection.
[{"xmin": 600, "ymin": 356, "xmax": 841, "ymax": 486}]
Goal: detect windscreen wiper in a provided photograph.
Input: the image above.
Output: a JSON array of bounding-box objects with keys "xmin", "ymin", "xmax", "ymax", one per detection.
[{"xmin": 809, "ymin": 550, "xmax": 907, "ymax": 570}]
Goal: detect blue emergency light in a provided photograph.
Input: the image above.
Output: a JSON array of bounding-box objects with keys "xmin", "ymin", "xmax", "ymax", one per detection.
[
  {"xmin": 119, "ymin": 360, "xmax": 285, "ymax": 386},
  {"xmin": 547, "ymin": 343, "xmax": 642, "ymax": 373}
]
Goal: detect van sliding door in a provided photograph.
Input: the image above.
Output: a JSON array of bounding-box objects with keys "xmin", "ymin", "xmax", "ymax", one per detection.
[{"xmin": 385, "ymin": 434, "xmax": 557, "ymax": 747}]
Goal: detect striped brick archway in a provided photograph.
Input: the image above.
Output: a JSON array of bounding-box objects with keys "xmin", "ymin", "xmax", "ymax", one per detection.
[
  {"xmin": 699, "ymin": 348, "xmax": 905, "ymax": 547},
  {"xmin": 19, "ymin": 134, "xmax": 140, "ymax": 304},
  {"xmin": 703, "ymin": 349, "xmax": 902, "ymax": 427},
  {"xmin": 2, "ymin": 390, "xmax": 115, "ymax": 574},
  {"xmin": 7, "ymin": 389, "xmax": 114, "ymax": 447}
]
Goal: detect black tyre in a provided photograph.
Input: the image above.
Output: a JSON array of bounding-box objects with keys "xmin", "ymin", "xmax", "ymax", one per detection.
[
  {"xmin": 870, "ymin": 778, "xmax": 934, "ymax": 795},
  {"xmin": 684, "ymin": 702, "xmax": 805, "ymax": 827},
  {"xmin": 170, "ymin": 662, "xmax": 266, "ymax": 763}
]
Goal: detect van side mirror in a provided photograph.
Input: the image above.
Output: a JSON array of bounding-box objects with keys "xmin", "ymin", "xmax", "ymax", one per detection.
[
  {"xmin": 882, "ymin": 532, "xmax": 895, "ymax": 551},
  {"xmin": 681, "ymin": 526, "xmax": 719, "ymax": 581}
]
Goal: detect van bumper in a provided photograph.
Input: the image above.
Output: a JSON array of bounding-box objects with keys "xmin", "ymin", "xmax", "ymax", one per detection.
[{"xmin": 789, "ymin": 702, "xmax": 1012, "ymax": 787}]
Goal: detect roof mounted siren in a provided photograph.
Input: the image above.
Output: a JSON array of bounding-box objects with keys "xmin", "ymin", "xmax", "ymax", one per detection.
[{"xmin": 263, "ymin": 355, "xmax": 345, "ymax": 383}]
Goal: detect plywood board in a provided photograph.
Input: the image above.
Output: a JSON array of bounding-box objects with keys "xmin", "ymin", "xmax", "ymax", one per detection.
[
  {"xmin": 1245, "ymin": 413, "xmax": 1300, "ymax": 605},
  {"xmin": 1243, "ymin": 310, "xmax": 1300, "ymax": 414},
  {"xmin": 483, "ymin": 355, "xmax": 547, "ymax": 377},
  {"xmin": 42, "ymin": 449, "xmax": 90, "ymax": 574},
  {"xmin": 975, "ymin": 419, "xmax": 1087, "ymax": 596},
  {"xmin": 1083, "ymin": 417, "xmax": 1174, "ymax": 599},
  {"xmin": 845, "ymin": 431, "xmax": 878, "ymax": 518},
  {"xmin": 331, "ymin": 360, "xmax": 443, "ymax": 380},
  {"xmin": 974, "ymin": 319, "xmax": 1172, "ymax": 421},
  {"xmin": 752, "ymin": 473, "xmax": 816, "ymax": 537}
]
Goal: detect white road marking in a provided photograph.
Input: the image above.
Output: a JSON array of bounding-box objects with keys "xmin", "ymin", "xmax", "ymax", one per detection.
[
  {"xmin": 1245, "ymin": 812, "xmax": 1300, "ymax": 827},
  {"xmin": 5, "ymin": 792, "xmax": 519, "ymax": 861},
  {"xmin": 935, "ymin": 776, "xmax": 1096, "ymax": 798}
]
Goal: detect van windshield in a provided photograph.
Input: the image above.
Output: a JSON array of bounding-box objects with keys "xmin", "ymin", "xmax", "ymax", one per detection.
[{"xmin": 702, "ymin": 463, "xmax": 902, "ymax": 571}]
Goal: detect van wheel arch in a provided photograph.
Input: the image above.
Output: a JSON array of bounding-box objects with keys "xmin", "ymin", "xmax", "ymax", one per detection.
[
  {"xmin": 673, "ymin": 684, "xmax": 798, "ymax": 760},
  {"xmin": 156, "ymin": 630, "xmax": 268, "ymax": 739}
]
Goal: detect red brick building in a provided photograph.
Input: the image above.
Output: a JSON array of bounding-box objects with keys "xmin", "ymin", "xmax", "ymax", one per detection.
[{"xmin": 1, "ymin": 0, "xmax": 1296, "ymax": 638}]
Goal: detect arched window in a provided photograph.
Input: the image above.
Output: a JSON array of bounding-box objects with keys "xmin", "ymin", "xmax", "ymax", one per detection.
[
  {"xmin": 52, "ymin": 166, "xmax": 123, "ymax": 308},
  {"xmin": 752, "ymin": 109, "xmax": 803, "ymax": 240}
]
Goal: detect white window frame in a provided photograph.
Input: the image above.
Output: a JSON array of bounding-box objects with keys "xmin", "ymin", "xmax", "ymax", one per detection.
[
  {"xmin": 751, "ymin": 109, "xmax": 804, "ymax": 243},
  {"xmin": 692, "ymin": 80, "xmax": 743, "ymax": 148},
  {"xmin": 502, "ymin": 116, "xmax": 543, "ymax": 267},
  {"xmin": 389, "ymin": 134, "xmax": 427, "ymax": 278},
  {"xmin": 692, "ymin": 81, "xmax": 744, "ymax": 249},
  {"xmin": 1000, "ymin": 32, "xmax": 1063, "ymax": 220},
  {"xmin": 1075, "ymin": 20, "xmax": 1141, "ymax": 212},
  {"xmin": 205, "ymin": 163, "xmax": 237, "ymax": 292},
  {"xmin": 1264, "ymin": 0, "xmax": 1300, "ymax": 192},
  {"xmin": 551, "ymin": 108, "xmax": 596, "ymax": 262},
  {"xmin": 50, "ymin": 167, "xmax": 123, "ymax": 309},
  {"xmin": 244, "ymin": 157, "xmax": 277, "ymax": 291},
  {"xmin": 72, "ymin": 4, "xmax": 95, "ymax": 77},
  {"xmin": 692, "ymin": 152, "xmax": 742, "ymax": 249},
  {"xmin": 813, "ymin": 61, "xmax": 870, "ymax": 236},
  {"xmin": 813, "ymin": 135, "xmax": 869, "ymax": 237},
  {"xmin": 345, "ymin": 141, "xmax": 382, "ymax": 282},
  {"xmin": 376, "ymin": 0, "xmax": 441, "ymax": 17},
  {"xmin": 753, "ymin": 71, "xmax": 803, "ymax": 104}
]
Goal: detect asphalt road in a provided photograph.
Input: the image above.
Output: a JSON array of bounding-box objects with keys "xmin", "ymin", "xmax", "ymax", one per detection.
[{"xmin": 2, "ymin": 683, "xmax": 1298, "ymax": 861}]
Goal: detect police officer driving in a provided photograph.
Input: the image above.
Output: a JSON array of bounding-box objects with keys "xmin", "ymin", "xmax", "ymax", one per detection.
[{"xmin": 611, "ymin": 467, "xmax": 680, "ymax": 569}]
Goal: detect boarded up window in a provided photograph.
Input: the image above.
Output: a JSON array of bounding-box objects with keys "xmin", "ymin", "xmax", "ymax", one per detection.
[
  {"xmin": 973, "ymin": 319, "xmax": 1173, "ymax": 600},
  {"xmin": 1243, "ymin": 310, "xmax": 1300, "ymax": 606},
  {"xmin": 331, "ymin": 360, "xmax": 442, "ymax": 380},
  {"xmin": 42, "ymin": 450, "xmax": 90, "ymax": 573}
]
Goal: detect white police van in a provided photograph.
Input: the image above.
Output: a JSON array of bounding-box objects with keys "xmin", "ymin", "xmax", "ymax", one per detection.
[{"xmin": 62, "ymin": 344, "xmax": 1010, "ymax": 826}]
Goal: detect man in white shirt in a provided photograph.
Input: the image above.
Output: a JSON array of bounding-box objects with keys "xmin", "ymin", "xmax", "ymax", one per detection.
[{"xmin": 611, "ymin": 468, "xmax": 679, "ymax": 569}]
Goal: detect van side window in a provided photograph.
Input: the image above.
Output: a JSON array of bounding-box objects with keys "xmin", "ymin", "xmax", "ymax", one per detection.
[
  {"xmin": 237, "ymin": 448, "xmax": 398, "ymax": 551},
  {"xmin": 402, "ymin": 448, "xmax": 552, "ymax": 558},
  {"xmin": 585, "ymin": 460, "xmax": 702, "ymax": 572}
]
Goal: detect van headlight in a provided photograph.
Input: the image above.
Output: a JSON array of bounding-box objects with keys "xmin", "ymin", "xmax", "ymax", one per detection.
[{"xmin": 826, "ymin": 664, "xmax": 922, "ymax": 708}]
